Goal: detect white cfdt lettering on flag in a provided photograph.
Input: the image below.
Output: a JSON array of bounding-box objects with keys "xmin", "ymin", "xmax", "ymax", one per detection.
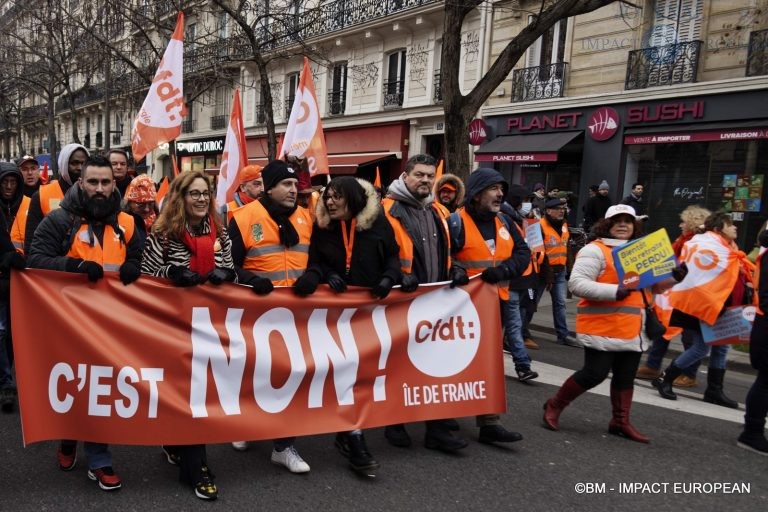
[
  {"xmin": 252, "ymin": 308, "xmax": 306, "ymax": 414},
  {"xmin": 407, "ymin": 287, "xmax": 481, "ymax": 377},
  {"xmin": 48, "ymin": 363, "xmax": 164, "ymax": 418},
  {"xmin": 190, "ymin": 307, "xmax": 247, "ymax": 418},
  {"xmin": 307, "ymin": 308, "xmax": 359, "ymax": 408}
]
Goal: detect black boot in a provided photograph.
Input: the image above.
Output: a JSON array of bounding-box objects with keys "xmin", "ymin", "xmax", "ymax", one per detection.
[
  {"xmin": 703, "ymin": 368, "xmax": 739, "ymax": 409},
  {"xmin": 652, "ymin": 364, "xmax": 683, "ymax": 400},
  {"xmin": 425, "ymin": 421, "xmax": 468, "ymax": 452},
  {"xmin": 384, "ymin": 424, "xmax": 411, "ymax": 447},
  {"xmin": 336, "ymin": 432, "xmax": 380, "ymax": 475}
]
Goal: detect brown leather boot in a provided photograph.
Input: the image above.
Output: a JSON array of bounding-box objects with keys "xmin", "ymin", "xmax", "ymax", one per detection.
[
  {"xmin": 543, "ymin": 377, "xmax": 586, "ymax": 431},
  {"xmin": 608, "ymin": 388, "xmax": 650, "ymax": 443}
]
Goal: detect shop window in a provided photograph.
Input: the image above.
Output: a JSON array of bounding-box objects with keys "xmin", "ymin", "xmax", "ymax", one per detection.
[
  {"xmin": 627, "ymin": 139, "xmax": 767, "ymax": 249},
  {"xmin": 384, "ymin": 50, "xmax": 406, "ymax": 108}
]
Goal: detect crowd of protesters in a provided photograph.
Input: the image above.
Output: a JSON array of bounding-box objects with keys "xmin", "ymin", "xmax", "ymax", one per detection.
[{"xmin": 0, "ymin": 150, "xmax": 766, "ymax": 500}]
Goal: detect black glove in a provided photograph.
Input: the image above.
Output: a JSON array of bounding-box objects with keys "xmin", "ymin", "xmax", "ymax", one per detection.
[
  {"xmin": 400, "ymin": 273, "xmax": 419, "ymax": 293},
  {"xmin": 65, "ymin": 258, "xmax": 104, "ymax": 282},
  {"xmin": 671, "ymin": 261, "xmax": 688, "ymax": 283},
  {"xmin": 293, "ymin": 270, "xmax": 320, "ymax": 296},
  {"xmin": 207, "ymin": 267, "xmax": 236, "ymax": 285},
  {"xmin": 167, "ymin": 265, "xmax": 202, "ymax": 287},
  {"xmin": 449, "ymin": 266, "xmax": 469, "ymax": 288},
  {"xmin": 371, "ymin": 277, "xmax": 395, "ymax": 299},
  {"xmin": 0, "ymin": 251, "xmax": 25, "ymax": 272},
  {"xmin": 481, "ymin": 265, "xmax": 509, "ymax": 284},
  {"xmin": 118, "ymin": 261, "xmax": 141, "ymax": 285},
  {"xmin": 249, "ymin": 276, "xmax": 274, "ymax": 295},
  {"xmin": 327, "ymin": 272, "xmax": 347, "ymax": 293},
  {"xmin": 615, "ymin": 285, "xmax": 632, "ymax": 301}
]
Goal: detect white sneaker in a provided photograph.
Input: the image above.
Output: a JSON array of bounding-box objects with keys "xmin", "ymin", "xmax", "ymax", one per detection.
[
  {"xmin": 270, "ymin": 446, "xmax": 310, "ymax": 473},
  {"xmin": 231, "ymin": 441, "xmax": 249, "ymax": 451}
]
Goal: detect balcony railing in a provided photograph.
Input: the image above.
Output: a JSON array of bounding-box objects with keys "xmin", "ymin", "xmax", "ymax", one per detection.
[
  {"xmin": 511, "ymin": 62, "xmax": 568, "ymax": 102},
  {"xmin": 210, "ymin": 115, "xmax": 227, "ymax": 130},
  {"xmin": 433, "ymin": 70, "xmax": 442, "ymax": 104},
  {"xmin": 181, "ymin": 119, "xmax": 196, "ymax": 134},
  {"xmin": 20, "ymin": 105, "xmax": 46, "ymax": 123},
  {"xmin": 625, "ymin": 40, "xmax": 702, "ymax": 90},
  {"xmin": 328, "ymin": 90, "xmax": 346, "ymax": 115},
  {"xmin": 383, "ymin": 79, "xmax": 404, "ymax": 108},
  {"xmin": 747, "ymin": 29, "xmax": 768, "ymax": 77}
]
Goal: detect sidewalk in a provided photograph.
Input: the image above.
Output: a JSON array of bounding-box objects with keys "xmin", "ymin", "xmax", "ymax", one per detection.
[{"xmin": 528, "ymin": 291, "xmax": 754, "ymax": 374}]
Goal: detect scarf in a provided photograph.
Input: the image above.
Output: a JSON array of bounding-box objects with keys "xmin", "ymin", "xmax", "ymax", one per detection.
[
  {"xmin": 260, "ymin": 195, "xmax": 299, "ymax": 247},
  {"xmin": 142, "ymin": 211, "xmax": 157, "ymax": 230},
  {"xmin": 237, "ymin": 191, "xmax": 256, "ymax": 207},
  {"xmin": 181, "ymin": 216, "xmax": 217, "ymax": 275}
]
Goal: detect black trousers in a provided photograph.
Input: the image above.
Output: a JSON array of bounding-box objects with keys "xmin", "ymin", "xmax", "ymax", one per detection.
[
  {"xmin": 744, "ymin": 370, "xmax": 768, "ymax": 434},
  {"xmin": 572, "ymin": 347, "xmax": 642, "ymax": 390}
]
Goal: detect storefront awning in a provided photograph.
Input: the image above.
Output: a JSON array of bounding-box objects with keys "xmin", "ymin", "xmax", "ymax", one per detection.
[
  {"xmin": 246, "ymin": 152, "xmax": 400, "ymax": 174},
  {"xmin": 474, "ymin": 131, "xmax": 582, "ymax": 163},
  {"xmin": 624, "ymin": 121, "xmax": 768, "ymax": 145}
]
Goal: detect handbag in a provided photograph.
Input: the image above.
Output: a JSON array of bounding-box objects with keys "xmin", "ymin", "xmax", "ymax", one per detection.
[{"xmin": 640, "ymin": 290, "xmax": 667, "ymax": 339}]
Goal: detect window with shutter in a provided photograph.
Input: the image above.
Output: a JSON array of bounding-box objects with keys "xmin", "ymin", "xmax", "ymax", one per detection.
[{"xmin": 650, "ymin": 0, "xmax": 703, "ymax": 46}]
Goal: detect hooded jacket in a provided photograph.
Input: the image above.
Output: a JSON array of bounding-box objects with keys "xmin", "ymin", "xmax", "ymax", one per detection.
[
  {"xmin": 24, "ymin": 143, "xmax": 89, "ymax": 254},
  {"xmin": 27, "ymin": 182, "xmax": 142, "ymax": 272},
  {"xmin": 435, "ymin": 173, "xmax": 465, "ymax": 212},
  {"xmin": 308, "ymin": 178, "xmax": 401, "ymax": 287},
  {"xmin": 0, "ymin": 163, "xmax": 23, "ymax": 233}
]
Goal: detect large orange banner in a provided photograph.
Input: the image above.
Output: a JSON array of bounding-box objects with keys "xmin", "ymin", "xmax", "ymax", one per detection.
[{"xmin": 11, "ymin": 271, "xmax": 505, "ymax": 446}]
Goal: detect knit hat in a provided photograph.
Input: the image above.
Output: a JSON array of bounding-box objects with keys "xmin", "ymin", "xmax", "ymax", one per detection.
[
  {"xmin": 239, "ymin": 164, "xmax": 262, "ymax": 184},
  {"xmin": 598, "ymin": 180, "xmax": 610, "ymax": 191},
  {"xmin": 533, "ymin": 182, "xmax": 545, "ymax": 192},
  {"xmin": 261, "ymin": 160, "xmax": 297, "ymax": 191},
  {"xmin": 124, "ymin": 174, "xmax": 157, "ymax": 203}
]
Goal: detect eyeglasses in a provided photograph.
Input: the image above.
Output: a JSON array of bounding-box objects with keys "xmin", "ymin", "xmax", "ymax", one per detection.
[
  {"xmin": 187, "ymin": 190, "xmax": 211, "ymax": 200},
  {"xmin": 325, "ymin": 193, "xmax": 343, "ymax": 202}
]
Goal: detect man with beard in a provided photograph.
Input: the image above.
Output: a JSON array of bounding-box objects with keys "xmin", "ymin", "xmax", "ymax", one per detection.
[
  {"xmin": 24, "ymin": 143, "xmax": 89, "ymax": 254},
  {"xmin": 28, "ymin": 155, "xmax": 142, "ymax": 491},
  {"xmin": 17, "ymin": 155, "xmax": 42, "ymax": 197},
  {"xmin": 435, "ymin": 173, "xmax": 465, "ymax": 213},
  {"xmin": 382, "ymin": 153, "xmax": 469, "ymax": 453},
  {"xmin": 449, "ymin": 168, "xmax": 530, "ymax": 444},
  {"xmin": 227, "ymin": 159, "xmax": 313, "ymax": 473}
]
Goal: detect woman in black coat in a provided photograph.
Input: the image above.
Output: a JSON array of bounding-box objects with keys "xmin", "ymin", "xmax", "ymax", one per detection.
[
  {"xmin": 739, "ymin": 230, "xmax": 768, "ymax": 455},
  {"xmin": 292, "ymin": 176, "xmax": 401, "ymax": 476}
]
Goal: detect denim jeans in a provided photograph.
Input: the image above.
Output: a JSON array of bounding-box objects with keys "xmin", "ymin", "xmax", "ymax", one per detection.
[
  {"xmin": 501, "ymin": 294, "xmax": 531, "ymax": 370},
  {"xmin": 536, "ymin": 270, "xmax": 569, "ymax": 340},
  {"xmin": 645, "ymin": 330, "xmax": 699, "ymax": 378},
  {"xmin": 673, "ymin": 329, "xmax": 729, "ymax": 370},
  {"xmin": 61, "ymin": 440, "xmax": 112, "ymax": 469}
]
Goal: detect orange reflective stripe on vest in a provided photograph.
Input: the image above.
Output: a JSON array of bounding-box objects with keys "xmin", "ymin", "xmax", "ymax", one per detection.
[
  {"xmin": 233, "ymin": 200, "xmax": 312, "ymax": 286},
  {"xmin": 65, "ymin": 212, "xmax": 135, "ymax": 271},
  {"xmin": 10, "ymin": 195, "xmax": 30, "ymax": 254},
  {"xmin": 39, "ymin": 181, "xmax": 64, "ymax": 217},
  {"xmin": 541, "ymin": 217, "xmax": 569, "ymax": 266},
  {"xmin": 452, "ymin": 209, "xmax": 513, "ymax": 300},
  {"xmin": 575, "ymin": 241, "xmax": 643, "ymax": 338}
]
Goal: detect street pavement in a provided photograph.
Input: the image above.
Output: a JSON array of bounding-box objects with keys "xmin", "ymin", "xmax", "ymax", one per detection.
[{"xmin": 0, "ymin": 297, "xmax": 765, "ymax": 511}]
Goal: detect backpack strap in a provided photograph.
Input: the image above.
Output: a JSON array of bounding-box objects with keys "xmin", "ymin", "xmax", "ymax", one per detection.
[{"xmin": 448, "ymin": 211, "xmax": 464, "ymax": 252}]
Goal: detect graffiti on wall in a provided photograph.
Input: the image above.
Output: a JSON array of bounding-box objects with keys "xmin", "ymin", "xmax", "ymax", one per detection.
[
  {"xmin": 408, "ymin": 43, "xmax": 430, "ymax": 89},
  {"xmin": 463, "ymin": 31, "xmax": 480, "ymax": 63}
]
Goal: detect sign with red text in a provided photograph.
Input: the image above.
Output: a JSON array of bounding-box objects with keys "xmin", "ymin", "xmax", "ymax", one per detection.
[{"xmin": 11, "ymin": 271, "xmax": 504, "ymax": 446}]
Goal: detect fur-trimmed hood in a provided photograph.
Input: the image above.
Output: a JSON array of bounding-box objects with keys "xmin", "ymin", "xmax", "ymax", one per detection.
[
  {"xmin": 436, "ymin": 173, "xmax": 465, "ymax": 207},
  {"xmin": 315, "ymin": 178, "xmax": 380, "ymax": 231}
]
